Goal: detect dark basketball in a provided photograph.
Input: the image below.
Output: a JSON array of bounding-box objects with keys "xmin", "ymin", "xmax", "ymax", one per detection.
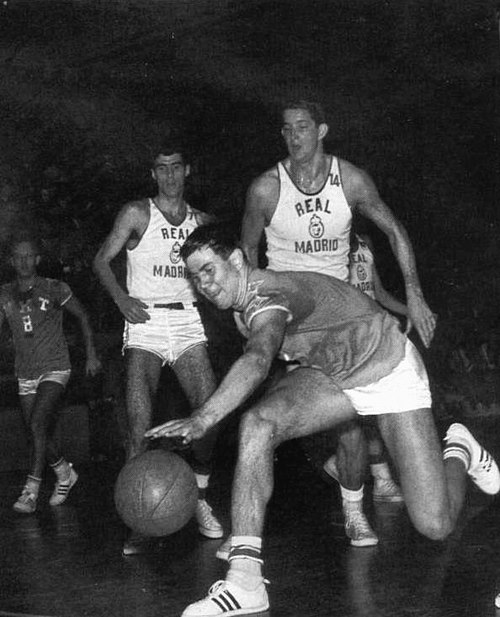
[{"xmin": 114, "ymin": 450, "xmax": 198, "ymax": 537}]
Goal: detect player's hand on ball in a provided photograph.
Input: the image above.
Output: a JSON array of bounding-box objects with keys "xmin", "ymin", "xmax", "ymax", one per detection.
[{"xmin": 145, "ymin": 415, "xmax": 210, "ymax": 444}]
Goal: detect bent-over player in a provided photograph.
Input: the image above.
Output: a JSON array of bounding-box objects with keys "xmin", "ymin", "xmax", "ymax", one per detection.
[{"xmin": 147, "ymin": 224, "xmax": 499, "ymax": 616}]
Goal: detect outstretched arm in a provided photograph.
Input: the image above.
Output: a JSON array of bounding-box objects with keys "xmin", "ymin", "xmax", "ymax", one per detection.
[
  {"xmin": 93, "ymin": 204, "xmax": 150, "ymax": 324},
  {"xmin": 343, "ymin": 162, "xmax": 436, "ymax": 347},
  {"xmin": 64, "ymin": 295, "xmax": 102, "ymax": 376},
  {"xmin": 145, "ymin": 308, "xmax": 288, "ymax": 443}
]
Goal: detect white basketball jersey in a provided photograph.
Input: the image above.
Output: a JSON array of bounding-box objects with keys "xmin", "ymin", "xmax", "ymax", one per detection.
[
  {"xmin": 126, "ymin": 199, "xmax": 198, "ymax": 304},
  {"xmin": 265, "ymin": 156, "xmax": 352, "ymax": 282},
  {"xmin": 348, "ymin": 235, "xmax": 376, "ymax": 299}
]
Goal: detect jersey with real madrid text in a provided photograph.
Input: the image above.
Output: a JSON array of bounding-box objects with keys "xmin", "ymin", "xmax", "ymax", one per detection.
[
  {"xmin": 265, "ymin": 156, "xmax": 352, "ymax": 282},
  {"xmin": 126, "ymin": 199, "xmax": 199, "ymax": 304},
  {"xmin": 0, "ymin": 277, "xmax": 72, "ymax": 379},
  {"xmin": 348, "ymin": 235, "xmax": 375, "ymax": 299}
]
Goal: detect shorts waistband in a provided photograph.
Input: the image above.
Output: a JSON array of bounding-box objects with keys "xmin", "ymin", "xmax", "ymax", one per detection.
[{"xmin": 152, "ymin": 302, "xmax": 199, "ymax": 310}]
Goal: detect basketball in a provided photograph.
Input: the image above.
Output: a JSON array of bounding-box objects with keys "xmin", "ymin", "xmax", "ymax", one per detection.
[{"xmin": 114, "ymin": 449, "xmax": 198, "ymax": 537}]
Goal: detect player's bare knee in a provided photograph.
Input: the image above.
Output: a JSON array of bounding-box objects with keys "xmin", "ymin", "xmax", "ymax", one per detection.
[
  {"xmin": 239, "ymin": 408, "xmax": 277, "ymax": 450},
  {"xmin": 413, "ymin": 513, "xmax": 453, "ymax": 542}
]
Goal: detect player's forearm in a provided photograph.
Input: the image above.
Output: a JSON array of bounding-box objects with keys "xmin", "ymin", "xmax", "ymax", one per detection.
[
  {"xmin": 377, "ymin": 291, "xmax": 408, "ymax": 317},
  {"xmin": 93, "ymin": 259, "xmax": 128, "ymax": 305},
  {"xmin": 195, "ymin": 350, "xmax": 272, "ymax": 427},
  {"xmin": 78, "ymin": 314, "xmax": 99, "ymax": 358},
  {"xmin": 388, "ymin": 226, "xmax": 424, "ymax": 296}
]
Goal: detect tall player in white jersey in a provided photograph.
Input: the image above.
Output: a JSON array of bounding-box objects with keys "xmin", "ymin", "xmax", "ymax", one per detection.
[
  {"xmin": 241, "ymin": 99, "xmax": 437, "ymax": 548},
  {"xmin": 94, "ymin": 140, "xmax": 224, "ymax": 555}
]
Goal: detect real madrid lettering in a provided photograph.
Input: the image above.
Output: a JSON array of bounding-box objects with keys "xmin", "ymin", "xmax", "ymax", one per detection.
[
  {"xmin": 265, "ymin": 156, "xmax": 352, "ymax": 281},
  {"xmin": 348, "ymin": 235, "xmax": 376, "ymax": 298},
  {"xmin": 126, "ymin": 199, "xmax": 197, "ymax": 304}
]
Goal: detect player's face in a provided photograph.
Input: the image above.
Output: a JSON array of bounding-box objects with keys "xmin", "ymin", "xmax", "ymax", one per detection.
[
  {"xmin": 281, "ymin": 108, "xmax": 323, "ymax": 163},
  {"xmin": 186, "ymin": 247, "xmax": 241, "ymax": 310},
  {"xmin": 152, "ymin": 153, "xmax": 190, "ymax": 198},
  {"xmin": 10, "ymin": 242, "xmax": 39, "ymax": 278}
]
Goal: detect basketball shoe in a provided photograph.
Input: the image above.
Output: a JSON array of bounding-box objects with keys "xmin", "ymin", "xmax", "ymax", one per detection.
[
  {"xmin": 13, "ymin": 486, "xmax": 37, "ymax": 514},
  {"xmin": 196, "ymin": 499, "xmax": 223, "ymax": 539},
  {"xmin": 49, "ymin": 463, "xmax": 79, "ymax": 506},
  {"xmin": 372, "ymin": 477, "xmax": 404, "ymax": 503},
  {"xmin": 444, "ymin": 423, "xmax": 500, "ymax": 495},
  {"xmin": 344, "ymin": 509, "xmax": 379, "ymax": 547},
  {"xmin": 181, "ymin": 579, "xmax": 269, "ymax": 616}
]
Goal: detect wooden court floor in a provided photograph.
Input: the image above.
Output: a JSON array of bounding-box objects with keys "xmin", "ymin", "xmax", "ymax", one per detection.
[{"xmin": 1, "ymin": 418, "xmax": 500, "ymax": 617}]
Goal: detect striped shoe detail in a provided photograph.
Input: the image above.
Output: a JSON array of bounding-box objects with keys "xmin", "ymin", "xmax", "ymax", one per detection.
[
  {"xmin": 471, "ymin": 447, "xmax": 494, "ymax": 476},
  {"xmin": 182, "ymin": 579, "xmax": 270, "ymax": 616},
  {"xmin": 209, "ymin": 582, "xmax": 241, "ymax": 612},
  {"xmin": 49, "ymin": 465, "xmax": 78, "ymax": 506},
  {"xmin": 444, "ymin": 423, "xmax": 500, "ymax": 495}
]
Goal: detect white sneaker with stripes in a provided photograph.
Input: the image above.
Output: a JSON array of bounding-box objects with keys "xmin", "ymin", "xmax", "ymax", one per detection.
[
  {"xmin": 444, "ymin": 423, "xmax": 500, "ymax": 495},
  {"xmin": 181, "ymin": 579, "xmax": 269, "ymax": 616},
  {"xmin": 49, "ymin": 463, "xmax": 79, "ymax": 506},
  {"xmin": 13, "ymin": 486, "xmax": 37, "ymax": 514}
]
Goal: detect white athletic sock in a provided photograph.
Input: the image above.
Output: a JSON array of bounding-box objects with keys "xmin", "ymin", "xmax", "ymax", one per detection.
[
  {"xmin": 341, "ymin": 485, "xmax": 364, "ymax": 513},
  {"xmin": 51, "ymin": 458, "xmax": 70, "ymax": 481},
  {"xmin": 443, "ymin": 447, "xmax": 469, "ymax": 471},
  {"xmin": 227, "ymin": 536, "xmax": 263, "ymax": 591}
]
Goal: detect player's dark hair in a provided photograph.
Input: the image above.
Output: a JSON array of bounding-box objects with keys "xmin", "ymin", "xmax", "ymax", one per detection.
[
  {"xmin": 281, "ymin": 99, "xmax": 326, "ymax": 126},
  {"xmin": 8, "ymin": 231, "xmax": 41, "ymax": 256},
  {"xmin": 180, "ymin": 223, "xmax": 240, "ymax": 262},
  {"xmin": 152, "ymin": 136, "xmax": 190, "ymax": 166}
]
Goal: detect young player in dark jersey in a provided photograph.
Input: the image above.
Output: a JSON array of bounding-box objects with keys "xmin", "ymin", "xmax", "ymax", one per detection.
[{"xmin": 0, "ymin": 233, "xmax": 101, "ymax": 514}]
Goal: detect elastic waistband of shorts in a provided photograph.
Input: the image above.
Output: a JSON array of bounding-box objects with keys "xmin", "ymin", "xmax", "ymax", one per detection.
[{"xmin": 152, "ymin": 302, "xmax": 199, "ymax": 310}]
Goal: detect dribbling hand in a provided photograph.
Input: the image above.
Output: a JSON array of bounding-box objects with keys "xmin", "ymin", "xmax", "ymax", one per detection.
[{"xmin": 145, "ymin": 415, "xmax": 210, "ymax": 445}]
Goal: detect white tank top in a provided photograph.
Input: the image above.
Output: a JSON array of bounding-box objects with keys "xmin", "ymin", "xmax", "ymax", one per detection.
[
  {"xmin": 265, "ymin": 156, "xmax": 352, "ymax": 282},
  {"xmin": 348, "ymin": 235, "xmax": 376, "ymax": 299},
  {"xmin": 126, "ymin": 199, "xmax": 198, "ymax": 304}
]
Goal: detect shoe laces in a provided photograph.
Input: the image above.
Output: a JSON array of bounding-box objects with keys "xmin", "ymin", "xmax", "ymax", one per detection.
[
  {"xmin": 376, "ymin": 478, "xmax": 400, "ymax": 492},
  {"xmin": 472, "ymin": 448, "xmax": 494, "ymax": 475},
  {"xmin": 207, "ymin": 580, "xmax": 228, "ymax": 596},
  {"xmin": 197, "ymin": 500, "xmax": 217, "ymax": 525},
  {"xmin": 208, "ymin": 579, "xmax": 270, "ymax": 597},
  {"xmin": 347, "ymin": 510, "xmax": 373, "ymax": 534},
  {"xmin": 18, "ymin": 487, "xmax": 36, "ymax": 504}
]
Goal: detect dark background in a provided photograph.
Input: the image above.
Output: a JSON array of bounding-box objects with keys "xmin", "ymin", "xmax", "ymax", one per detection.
[{"xmin": 0, "ymin": 0, "xmax": 499, "ymax": 418}]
